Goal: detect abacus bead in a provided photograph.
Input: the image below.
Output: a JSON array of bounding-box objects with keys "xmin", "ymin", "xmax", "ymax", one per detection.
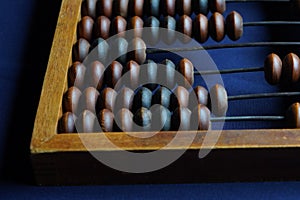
[
  {"xmin": 209, "ymin": 0, "xmax": 226, "ymax": 13},
  {"xmin": 133, "ymin": 107, "xmax": 152, "ymax": 131},
  {"xmin": 58, "ymin": 112, "xmax": 77, "ymax": 133},
  {"xmin": 172, "ymin": 107, "xmax": 191, "ymax": 130},
  {"xmin": 178, "ymin": 58, "xmax": 194, "ymax": 86},
  {"xmin": 171, "ymin": 86, "xmax": 190, "ymax": 110},
  {"xmin": 68, "ymin": 62, "xmax": 86, "ymax": 89},
  {"xmin": 209, "ymin": 12, "xmax": 225, "ymax": 42},
  {"xmin": 98, "ymin": 109, "xmax": 114, "ymax": 132},
  {"xmin": 129, "ymin": 0, "xmax": 144, "ymax": 17},
  {"xmin": 286, "ymin": 102, "xmax": 300, "ymax": 128},
  {"xmin": 114, "ymin": 0, "xmax": 130, "ymax": 17},
  {"xmin": 177, "ymin": 0, "xmax": 192, "ymax": 16},
  {"xmin": 132, "ymin": 87, "xmax": 152, "ymax": 112},
  {"xmin": 193, "ymin": 0, "xmax": 209, "ymax": 15},
  {"xmin": 144, "ymin": 16, "xmax": 160, "ymax": 45},
  {"xmin": 111, "ymin": 37, "xmax": 128, "ymax": 64},
  {"xmin": 94, "ymin": 16, "xmax": 111, "ymax": 40},
  {"xmin": 162, "ymin": 16, "xmax": 177, "ymax": 44},
  {"xmin": 178, "ymin": 15, "xmax": 193, "ymax": 43},
  {"xmin": 264, "ymin": 53, "xmax": 282, "ymax": 85},
  {"xmin": 160, "ymin": 59, "xmax": 176, "ymax": 88},
  {"xmin": 162, "ymin": 0, "xmax": 176, "ymax": 16},
  {"xmin": 81, "ymin": 87, "xmax": 100, "ymax": 113},
  {"xmin": 128, "ymin": 16, "xmax": 144, "ymax": 38},
  {"xmin": 78, "ymin": 16, "xmax": 94, "ymax": 42},
  {"xmin": 111, "ymin": 16, "xmax": 127, "ymax": 37},
  {"xmin": 73, "ymin": 38, "xmax": 90, "ymax": 62},
  {"xmin": 97, "ymin": 0, "xmax": 113, "ymax": 18},
  {"xmin": 128, "ymin": 38, "xmax": 147, "ymax": 65},
  {"xmin": 151, "ymin": 106, "xmax": 171, "ymax": 131},
  {"xmin": 115, "ymin": 87, "xmax": 135, "ymax": 111},
  {"xmin": 193, "ymin": 14, "xmax": 209, "ymax": 43},
  {"xmin": 106, "ymin": 61, "xmax": 123, "ymax": 87},
  {"xmin": 145, "ymin": 0, "xmax": 160, "ymax": 17},
  {"xmin": 226, "ymin": 11, "xmax": 243, "ymax": 41},
  {"xmin": 282, "ymin": 53, "xmax": 300, "ymax": 83},
  {"xmin": 90, "ymin": 38, "xmax": 109, "ymax": 64},
  {"xmin": 88, "ymin": 61, "xmax": 105, "ymax": 90},
  {"xmin": 78, "ymin": 110, "xmax": 97, "ymax": 133},
  {"xmin": 126, "ymin": 60, "xmax": 140, "ymax": 88},
  {"xmin": 82, "ymin": 0, "xmax": 97, "ymax": 19},
  {"xmin": 115, "ymin": 108, "xmax": 134, "ymax": 132},
  {"xmin": 209, "ymin": 84, "xmax": 228, "ymax": 117},
  {"xmin": 192, "ymin": 104, "xmax": 210, "ymax": 130},
  {"xmin": 63, "ymin": 86, "xmax": 82, "ymax": 113},
  {"xmin": 142, "ymin": 59, "xmax": 158, "ymax": 90},
  {"xmin": 192, "ymin": 86, "xmax": 208, "ymax": 105},
  {"xmin": 99, "ymin": 87, "xmax": 117, "ymax": 112},
  {"xmin": 152, "ymin": 87, "xmax": 172, "ymax": 109}
]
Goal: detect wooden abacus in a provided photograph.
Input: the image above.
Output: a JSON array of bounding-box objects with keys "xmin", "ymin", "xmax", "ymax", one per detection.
[{"xmin": 31, "ymin": 0, "xmax": 300, "ymax": 185}]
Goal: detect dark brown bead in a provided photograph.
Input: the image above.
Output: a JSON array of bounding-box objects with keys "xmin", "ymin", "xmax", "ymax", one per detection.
[
  {"xmin": 114, "ymin": 0, "xmax": 129, "ymax": 17},
  {"xmin": 226, "ymin": 11, "xmax": 243, "ymax": 41},
  {"xmin": 264, "ymin": 53, "xmax": 282, "ymax": 85},
  {"xmin": 160, "ymin": 59, "xmax": 176, "ymax": 88},
  {"xmin": 282, "ymin": 53, "xmax": 300, "ymax": 83},
  {"xmin": 115, "ymin": 87, "xmax": 135, "ymax": 111},
  {"xmin": 111, "ymin": 38, "xmax": 128, "ymax": 64},
  {"xmin": 162, "ymin": 16, "xmax": 176, "ymax": 44},
  {"xmin": 126, "ymin": 60, "xmax": 140, "ymax": 89},
  {"xmin": 192, "ymin": 86, "xmax": 208, "ymax": 105},
  {"xmin": 172, "ymin": 107, "xmax": 191, "ymax": 130},
  {"xmin": 82, "ymin": 0, "xmax": 97, "ymax": 19},
  {"xmin": 178, "ymin": 15, "xmax": 193, "ymax": 43},
  {"xmin": 193, "ymin": 14, "xmax": 209, "ymax": 43},
  {"xmin": 78, "ymin": 110, "xmax": 97, "ymax": 133},
  {"xmin": 128, "ymin": 38, "xmax": 147, "ymax": 64},
  {"xmin": 98, "ymin": 87, "xmax": 117, "ymax": 112},
  {"xmin": 88, "ymin": 61, "xmax": 105, "ymax": 90},
  {"xmin": 106, "ymin": 61, "xmax": 123, "ymax": 88},
  {"xmin": 111, "ymin": 16, "xmax": 127, "ymax": 37},
  {"xmin": 150, "ymin": 106, "xmax": 171, "ymax": 131},
  {"xmin": 144, "ymin": 16, "xmax": 160, "ymax": 45},
  {"xmin": 78, "ymin": 16, "xmax": 94, "ymax": 42},
  {"xmin": 81, "ymin": 87, "xmax": 100, "ymax": 113},
  {"xmin": 171, "ymin": 86, "xmax": 190, "ymax": 111},
  {"xmin": 68, "ymin": 62, "xmax": 86, "ymax": 89},
  {"xmin": 162, "ymin": 0, "xmax": 176, "ymax": 16},
  {"xmin": 90, "ymin": 38, "xmax": 109, "ymax": 64},
  {"xmin": 63, "ymin": 86, "xmax": 82, "ymax": 113},
  {"xmin": 115, "ymin": 108, "xmax": 133, "ymax": 132},
  {"xmin": 133, "ymin": 107, "xmax": 152, "ymax": 131},
  {"xmin": 128, "ymin": 16, "xmax": 144, "ymax": 38},
  {"xmin": 209, "ymin": 12, "xmax": 225, "ymax": 42},
  {"xmin": 73, "ymin": 38, "xmax": 90, "ymax": 62},
  {"xmin": 132, "ymin": 87, "xmax": 152, "ymax": 112},
  {"xmin": 193, "ymin": 0, "xmax": 209, "ymax": 15},
  {"xmin": 152, "ymin": 87, "xmax": 172, "ymax": 109},
  {"xmin": 58, "ymin": 112, "xmax": 77, "ymax": 133},
  {"xmin": 192, "ymin": 104, "xmax": 210, "ymax": 130},
  {"xmin": 177, "ymin": 0, "xmax": 192, "ymax": 16},
  {"xmin": 178, "ymin": 58, "xmax": 194, "ymax": 86},
  {"xmin": 209, "ymin": 84, "xmax": 228, "ymax": 117},
  {"xmin": 97, "ymin": 0, "xmax": 113, "ymax": 18},
  {"xmin": 98, "ymin": 109, "xmax": 114, "ymax": 132},
  {"xmin": 129, "ymin": 0, "xmax": 144, "ymax": 16},
  {"xmin": 141, "ymin": 59, "xmax": 158, "ymax": 90},
  {"xmin": 145, "ymin": 0, "xmax": 160, "ymax": 17},
  {"xmin": 94, "ymin": 16, "xmax": 111, "ymax": 40},
  {"xmin": 209, "ymin": 0, "xmax": 226, "ymax": 13},
  {"xmin": 286, "ymin": 102, "xmax": 300, "ymax": 128}
]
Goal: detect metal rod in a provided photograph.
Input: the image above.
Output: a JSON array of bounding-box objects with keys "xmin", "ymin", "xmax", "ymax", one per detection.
[
  {"xmin": 228, "ymin": 91, "xmax": 300, "ymax": 100},
  {"xmin": 194, "ymin": 66, "xmax": 264, "ymax": 75},
  {"xmin": 244, "ymin": 21, "xmax": 300, "ymax": 26},
  {"xmin": 211, "ymin": 115, "xmax": 285, "ymax": 121}
]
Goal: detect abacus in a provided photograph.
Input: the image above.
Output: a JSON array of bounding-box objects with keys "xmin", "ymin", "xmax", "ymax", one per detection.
[{"xmin": 31, "ymin": 0, "xmax": 300, "ymax": 185}]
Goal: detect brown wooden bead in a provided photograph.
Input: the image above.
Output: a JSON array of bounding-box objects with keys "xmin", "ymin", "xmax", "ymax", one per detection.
[
  {"xmin": 90, "ymin": 38, "xmax": 109, "ymax": 64},
  {"xmin": 192, "ymin": 104, "xmax": 210, "ymax": 130},
  {"xmin": 98, "ymin": 109, "xmax": 114, "ymax": 132},
  {"xmin": 97, "ymin": 0, "xmax": 113, "ymax": 18},
  {"xmin": 194, "ymin": 0, "xmax": 209, "ymax": 15},
  {"xmin": 286, "ymin": 102, "xmax": 300, "ymax": 128},
  {"xmin": 150, "ymin": 106, "xmax": 171, "ymax": 131},
  {"xmin": 142, "ymin": 59, "xmax": 158, "ymax": 90},
  {"xmin": 94, "ymin": 16, "xmax": 111, "ymax": 40},
  {"xmin": 133, "ymin": 107, "xmax": 152, "ymax": 131},
  {"xmin": 209, "ymin": 0, "xmax": 226, "ymax": 13},
  {"xmin": 111, "ymin": 16, "xmax": 127, "ymax": 37},
  {"xmin": 171, "ymin": 86, "xmax": 190, "ymax": 111},
  {"xmin": 63, "ymin": 86, "xmax": 82, "ymax": 113},
  {"xmin": 98, "ymin": 87, "xmax": 117, "ymax": 112},
  {"xmin": 178, "ymin": 15, "xmax": 193, "ymax": 43},
  {"xmin": 81, "ymin": 87, "xmax": 100, "ymax": 113},
  {"xmin": 78, "ymin": 110, "xmax": 97, "ymax": 133},
  {"xmin": 144, "ymin": 16, "xmax": 160, "ymax": 45},
  {"xmin": 129, "ymin": 0, "xmax": 144, "ymax": 17},
  {"xmin": 88, "ymin": 61, "xmax": 105, "ymax": 90},
  {"xmin": 106, "ymin": 61, "xmax": 123, "ymax": 88},
  {"xmin": 125, "ymin": 60, "xmax": 140, "ymax": 89},
  {"xmin": 68, "ymin": 62, "xmax": 86, "ymax": 89},
  {"xmin": 178, "ymin": 58, "xmax": 194, "ymax": 86},
  {"xmin": 111, "ymin": 37, "xmax": 128, "ymax": 64},
  {"xmin": 115, "ymin": 108, "xmax": 133, "ymax": 132},
  {"xmin": 172, "ymin": 107, "xmax": 191, "ymax": 130},
  {"xmin": 152, "ymin": 87, "xmax": 172, "ymax": 109},
  {"xmin": 162, "ymin": 0, "xmax": 176, "ymax": 16},
  {"xmin": 58, "ymin": 112, "xmax": 77, "ymax": 133},
  {"xmin": 115, "ymin": 87, "xmax": 135, "ymax": 111},
  {"xmin": 209, "ymin": 84, "xmax": 228, "ymax": 117},
  {"xmin": 177, "ymin": 0, "xmax": 192, "ymax": 16},
  {"xmin": 226, "ymin": 11, "xmax": 243, "ymax": 41},
  {"xmin": 128, "ymin": 38, "xmax": 146, "ymax": 65},
  {"xmin": 145, "ymin": 0, "xmax": 160, "ymax": 17},
  {"xmin": 282, "ymin": 53, "xmax": 300, "ymax": 83},
  {"xmin": 132, "ymin": 87, "xmax": 153, "ymax": 112},
  {"xmin": 78, "ymin": 16, "xmax": 94, "ymax": 42},
  {"xmin": 128, "ymin": 16, "xmax": 144, "ymax": 38},
  {"xmin": 191, "ymin": 86, "xmax": 208, "ymax": 105},
  {"xmin": 193, "ymin": 14, "xmax": 209, "ymax": 43},
  {"xmin": 209, "ymin": 12, "xmax": 225, "ymax": 42},
  {"xmin": 264, "ymin": 53, "xmax": 282, "ymax": 85},
  {"xmin": 73, "ymin": 38, "xmax": 90, "ymax": 62},
  {"xmin": 162, "ymin": 16, "xmax": 177, "ymax": 44},
  {"xmin": 82, "ymin": 0, "xmax": 97, "ymax": 19},
  {"xmin": 114, "ymin": 0, "xmax": 130, "ymax": 17}
]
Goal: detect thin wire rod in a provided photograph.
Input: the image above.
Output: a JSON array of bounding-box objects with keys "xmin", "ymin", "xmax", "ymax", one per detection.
[
  {"xmin": 226, "ymin": 0, "xmax": 289, "ymax": 2},
  {"xmin": 244, "ymin": 21, "xmax": 300, "ymax": 26},
  {"xmin": 228, "ymin": 91, "xmax": 300, "ymax": 100},
  {"xmin": 194, "ymin": 66, "xmax": 264, "ymax": 75},
  {"xmin": 211, "ymin": 115, "xmax": 285, "ymax": 121}
]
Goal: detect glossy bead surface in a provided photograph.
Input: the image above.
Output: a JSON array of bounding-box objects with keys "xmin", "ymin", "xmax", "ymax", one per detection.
[
  {"xmin": 209, "ymin": 12, "xmax": 225, "ymax": 42},
  {"xmin": 68, "ymin": 62, "xmax": 86, "ymax": 89},
  {"xmin": 178, "ymin": 15, "xmax": 192, "ymax": 43},
  {"xmin": 132, "ymin": 87, "xmax": 152, "ymax": 112},
  {"xmin": 172, "ymin": 107, "xmax": 191, "ymax": 130},
  {"xmin": 115, "ymin": 87, "xmax": 135, "ymax": 111},
  {"xmin": 94, "ymin": 16, "xmax": 111, "ymax": 40},
  {"xmin": 226, "ymin": 11, "xmax": 243, "ymax": 41},
  {"xmin": 282, "ymin": 53, "xmax": 300, "ymax": 83},
  {"xmin": 191, "ymin": 86, "xmax": 208, "ymax": 105},
  {"xmin": 73, "ymin": 38, "xmax": 90, "ymax": 62},
  {"xmin": 126, "ymin": 60, "xmax": 140, "ymax": 88},
  {"xmin": 151, "ymin": 106, "xmax": 171, "ymax": 131},
  {"xmin": 78, "ymin": 16, "xmax": 94, "ymax": 42},
  {"xmin": 78, "ymin": 110, "xmax": 97, "ymax": 133},
  {"xmin": 128, "ymin": 38, "xmax": 147, "ymax": 64},
  {"xmin": 152, "ymin": 87, "xmax": 172, "ymax": 109},
  {"xmin": 193, "ymin": 0, "xmax": 209, "ymax": 15},
  {"xmin": 114, "ymin": 0, "xmax": 129, "ymax": 17},
  {"xmin": 141, "ymin": 59, "xmax": 158, "ymax": 90},
  {"xmin": 193, "ymin": 14, "xmax": 209, "ymax": 43},
  {"xmin": 111, "ymin": 16, "xmax": 127, "ymax": 37},
  {"xmin": 209, "ymin": 84, "xmax": 228, "ymax": 117},
  {"xmin": 192, "ymin": 104, "xmax": 210, "ymax": 130},
  {"xmin": 129, "ymin": 0, "xmax": 144, "ymax": 16},
  {"xmin": 178, "ymin": 58, "xmax": 194, "ymax": 86},
  {"xmin": 286, "ymin": 102, "xmax": 300, "ymax": 128},
  {"xmin": 63, "ymin": 86, "xmax": 82, "ymax": 113},
  {"xmin": 170, "ymin": 86, "xmax": 190, "ymax": 111},
  {"xmin": 145, "ymin": 0, "xmax": 160, "ymax": 17},
  {"xmin": 82, "ymin": 0, "xmax": 97, "ymax": 19},
  {"xmin": 98, "ymin": 87, "xmax": 117, "ymax": 112},
  {"xmin": 160, "ymin": 59, "xmax": 176, "ymax": 88},
  {"xmin": 264, "ymin": 53, "xmax": 282, "ymax": 85},
  {"xmin": 162, "ymin": 16, "xmax": 176, "ymax": 44},
  {"xmin": 81, "ymin": 87, "xmax": 99, "ymax": 113},
  {"xmin": 98, "ymin": 109, "xmax": 114, "ymax": 132},
  {"xmin": 106, "ymin": 61, "xmax": 123, "ymax": 88},
  {"xmin": 133, "ymin": 107, "xmax": 152, "ymax": 131},
  {"xmin": 87, "ymin": 61, "xmax": 105, "ymax": 90},
  {"xmin": 209, "ymin": 0, "xmax": 226, "ymax": 13},
  {"xmin": 115, "ymin": 108, "xmax": 133, "ymax": 132},
  {"xmin": 144, "ymin": 16, "xmax": 160, "ymax": 45},
  {"xmin": 90, "ymin": 38, "xmax": 109, "ymax": 64},
  {"xmin": 128, "ymin": 16, "xmax": 144, "ymax": 38},
  {"xmin": 162, "ymin": 0, "xmax": 176, "ymax": 16},
  {"xmin": 111, "ymin": 37, "xmax": 128, "ymax": 64},
  {"xmin": 177, "ymin": 0, "xmax": 192, "ymax": 16},
  {"xmin": 97, "ymin": 0, "xmax": 113, "ymax": 18},
  {"xmin": 58, "ymin": 112, "xmax": 77, "ymax": 133}
]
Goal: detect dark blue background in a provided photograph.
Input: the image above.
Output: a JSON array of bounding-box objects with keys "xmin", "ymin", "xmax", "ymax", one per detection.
[{"xmin": 1, "ymin": 0, "xmax": 300, "ymax": 199}]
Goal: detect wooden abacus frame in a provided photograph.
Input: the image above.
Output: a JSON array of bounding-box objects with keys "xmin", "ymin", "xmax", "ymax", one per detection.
[{"xmin": 31, "ymin": 0, "xmax": 300, "ymax": 185}]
